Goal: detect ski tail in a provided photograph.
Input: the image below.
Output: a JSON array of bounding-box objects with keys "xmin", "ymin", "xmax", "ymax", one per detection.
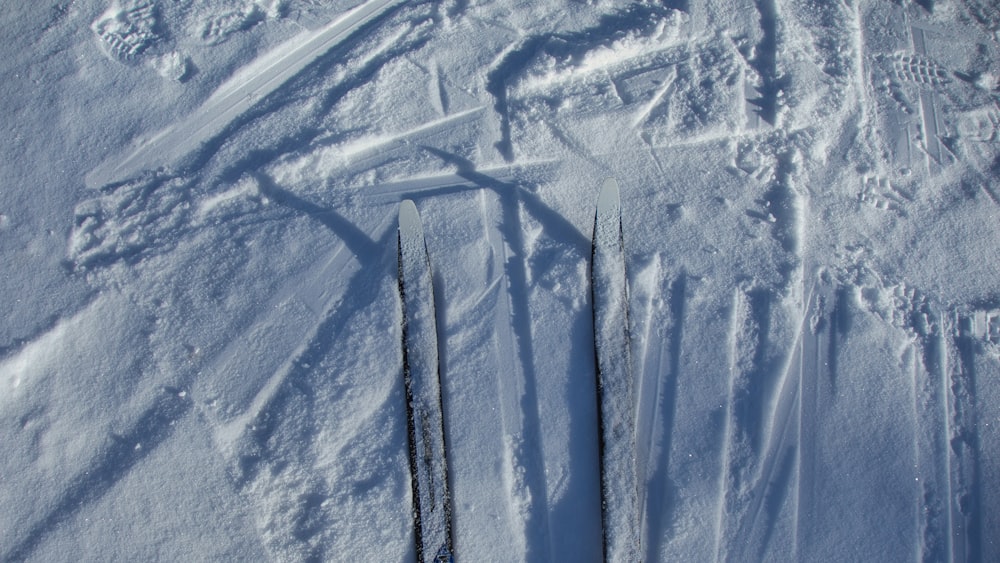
[
  {"xmin": 591, "ymin": 179, "xmax": 640, "ymax": 562},
  {"xmin": 398, "ymin": 200, "xmax": 455, "ymax": 563}
]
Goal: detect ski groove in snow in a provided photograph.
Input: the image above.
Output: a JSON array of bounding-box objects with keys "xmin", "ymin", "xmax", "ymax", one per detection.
[
  {"xmin": 7, "ymin": 0, "xmax": 1000, "ymax": 559},
  {"xmin": 86, "ymin": 0, "xmax": 406, "ymax": 189},
  {"xmin": 636, "ymin": 266, "xmax": 686, "ymax": 562},
  {"xmin": 911, "ymin": 309, "xmax": 954, "ymax": 562},
  {"xmin": 717, "ymin": 274, "xmax": 818, "ymax": 561},
  {"xmin": 480, "ymin": 185, "xmax": 554, "ymax": 561},
  {"xmin": 948, "ymin": 312, "xmax": 984, "ymax": 562}
]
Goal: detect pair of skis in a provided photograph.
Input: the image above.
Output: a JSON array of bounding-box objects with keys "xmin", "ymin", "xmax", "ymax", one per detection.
[{"xmin": 396, "ymin": 179, "xmax": 637, "ymax": 562}]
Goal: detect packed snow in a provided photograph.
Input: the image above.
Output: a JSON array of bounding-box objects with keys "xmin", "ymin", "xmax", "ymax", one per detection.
[{"xmin": 2, "ymin": 0, "xmax": 999, "ymax": 561}]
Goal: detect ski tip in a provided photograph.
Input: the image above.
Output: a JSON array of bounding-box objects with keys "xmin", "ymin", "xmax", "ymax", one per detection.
[
  {"xmin": 597, "ymin": 177, "xmax": 620, "ymax": 217},
  {"xmin": 399, "ymin": 198, "xmax": 418, "ymax": 220},
  {"xmin": 399, "ymin": 199, "xmax": 423, "ymax": 234}
]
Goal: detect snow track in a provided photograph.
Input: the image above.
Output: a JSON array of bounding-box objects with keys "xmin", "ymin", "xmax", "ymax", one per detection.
[
  {"xmin": 947, "ymin": 314, "xmax": 984, "ymax": 562},
  {"xmin": 87, "ymin": 0, "xmax": 406, "ymax": 189},
  {"xmin": 198, "ymin": 208, "xmax": 395, "ymax": 453},
  {"xmin": 637, "ymin": 270, "xmax": 685, "ymax": 563},
  {"xmin": 716, "ymin": 274, "xmax": 840, "ymax": 562},
  {"xmin": 911, "ymin": 314, "xmax": 955, "ymax": 562},
  {"xmin": 7, "ymin": 0, "xmax": 1000, "ymax": 559},
  {"xmin": 479, "ymin": 185, "xmax": 553, "ymax": 562}
]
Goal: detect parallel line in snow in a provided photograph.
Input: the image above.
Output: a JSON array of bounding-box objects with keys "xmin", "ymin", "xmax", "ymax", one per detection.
[
  {"xmin": 318, "ymin": 107, "xmax": 486, "ymax": 177},
  {"xmin": 930, "ymin": 311, "xmax": 957, "ymax": 563},
  {"xmin": 364, "ymin": 160, "xmax": 560, "ymax": 204},
  {"xmin": 201, "ymin": 209, "xmax": 395, "ymax": 454},
  {"xmin": 87, "ymin": 0, "xmax": 406, "ymax": 188},
  {"xmin": 640, "ymin": 270, "xmax": 686, "ymax": 562},
  {"xmin": 479, "ymin": 188, "xmax": 553, "ymax": 561},
  {"xmin": 949, "ymin": 317, "xmax": 984, "ymax": 563},
  {"xmin": 737, "ymin": 279, "xmax": 815, "ymax": 557},
  {"xmin": 794, "ymin": 279, "xmax": 836, "ymax": 558},
  {"xmin": 634, "ymin": 256, "xmax": 664, "ymax": 533},
  {"xmin": 715, "ymin": 288, "xmax": 744, "ymax": 563},
  {"xmin": 911, "ymin": 306, "xmax": 954, "ymax": 563}
]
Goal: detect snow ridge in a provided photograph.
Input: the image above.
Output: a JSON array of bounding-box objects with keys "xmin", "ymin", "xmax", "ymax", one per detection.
[{"xmin": 86, "ymin": 0, "xmax": 406, "ymax": 189}]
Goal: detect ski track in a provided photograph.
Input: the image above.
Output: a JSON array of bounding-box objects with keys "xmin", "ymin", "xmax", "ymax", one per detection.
[
  {"xmin": 480, "ymin": 187, "xmax": 553, "ymax": 561},
  {"xmin": 363, "ymin": 160, "xmax": 560, "ymax": 204},
  {"xmin": 305, "ymin": 106, "xmax": 487, "ymax": 182},
  {"xmin": 794, "ymin": 278, "xmax": 838, "ymax": 560},
  {"xmin": 14, "ymin": 0, "xmax": 1000, "ymax": 559},
  {"xmin": 715, "ymin": 289, "xmax": 743, "ymax": 563},
  {"xmin": 640, "ymin": 270, "xmax": 686, "ymax": 562},
  {"xmin": 909, "ymin": 302, "xmax": 987, "ymax": 562},
  {"xmin": 197, "ymin": 208, "xmax": 395, "ymax": 455},
  {"xmin": 909, "ymin": 23, "xmax": 946, "ymax": 174},
  {"xmin": 86, "ymin": 0, "xmax": 406, "ymax": 189},
  {"xmin": 418, "ymin": 147, "xmax": 589, "ymax": 251},
  {"xmin": 889, "ymin": 284, "xmax": 999, "ymax": 563},
  {"xmin": 716, "ymin": 274, "xmax": 818, "ymax": 562},
  {"xmin": 737, "ymin": 279, "xmax": 814, "ymax": 562},
  {"xmin": 911, "ymin": 309, "xmax": 953, "ymax": 562},
  {"xmin": 632, "ymin": 256, "xmax": 663, "ymax": 536},
  {"xmin": 947, "ymin": 312, "xmax": 984, "ymax": 562}
]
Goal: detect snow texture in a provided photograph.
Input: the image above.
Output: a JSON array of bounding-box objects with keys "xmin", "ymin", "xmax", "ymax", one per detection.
[{"xmin": 2, "ymin": 0, "xmax": 1000, "ymax": 560}]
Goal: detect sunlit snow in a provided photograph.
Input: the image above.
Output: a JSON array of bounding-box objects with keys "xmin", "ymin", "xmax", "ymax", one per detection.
[{"xmin": 2, "ymin": 0, "xmax": 999, "ymax": 561}]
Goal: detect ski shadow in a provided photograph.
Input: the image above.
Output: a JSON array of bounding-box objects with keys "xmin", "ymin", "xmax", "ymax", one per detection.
[
  {"xmin": 547, "ymin": 290, "xmax": 604, "ymax": 560},
  {"xmin": 251, "ymin": 171, "xmax": 380, "ymax": 260},
  {"xmin": 643, "ymin": 272, "xmax": 686, "ymax": 561},
  {"xmin": 420, "ymin": 146, "xmax": 597, "ymax": 560}
]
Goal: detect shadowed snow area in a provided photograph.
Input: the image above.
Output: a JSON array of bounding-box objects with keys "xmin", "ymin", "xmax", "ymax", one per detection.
[{"xmin": 2, "ymin": 0, "xmax": 999, "ymax": 560}]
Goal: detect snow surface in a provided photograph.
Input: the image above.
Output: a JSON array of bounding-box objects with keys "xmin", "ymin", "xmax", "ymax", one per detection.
[{"xmin": 2, "ymin": 0, "xmax": 1000, "ymax": 561}]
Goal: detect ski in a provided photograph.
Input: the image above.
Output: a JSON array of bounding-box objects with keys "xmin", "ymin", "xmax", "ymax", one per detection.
[
  {"xmin": 397, "ymin": 199, "xmax": 455, "ymax": 563},
  {"xmin": 591, "ymin": 178, "xmax": 640, "ymax": 562}
]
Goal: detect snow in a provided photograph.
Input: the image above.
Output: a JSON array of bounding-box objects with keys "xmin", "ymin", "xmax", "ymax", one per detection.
[{"xmin": 2, "ymin": 0, "xmax": 1000, "ymax": 561}]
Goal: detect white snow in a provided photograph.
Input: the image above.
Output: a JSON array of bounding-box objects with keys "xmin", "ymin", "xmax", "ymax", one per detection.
[{"xmin": 2, "ymin": 0, "xmax": 1000, "ymax": 561}]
